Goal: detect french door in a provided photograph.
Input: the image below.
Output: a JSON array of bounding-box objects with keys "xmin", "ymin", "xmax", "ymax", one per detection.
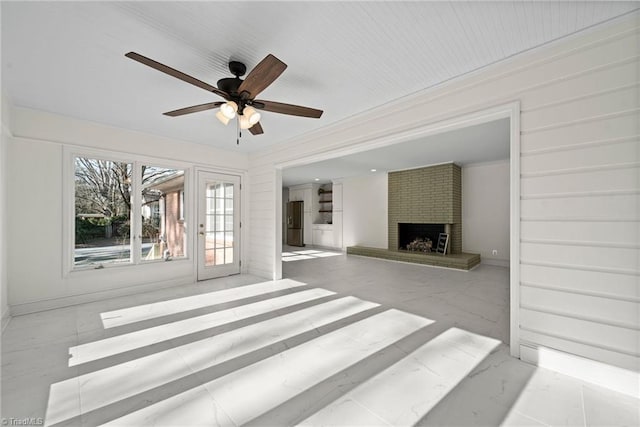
[{"xmin": 197, "ymin": 171, "xmax": 241, "ymax": 280}]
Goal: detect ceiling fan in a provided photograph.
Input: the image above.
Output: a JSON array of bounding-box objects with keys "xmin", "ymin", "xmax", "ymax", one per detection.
[{"xmin": 125, "ymin": 52, "xmax": 323, "ymax": 138}]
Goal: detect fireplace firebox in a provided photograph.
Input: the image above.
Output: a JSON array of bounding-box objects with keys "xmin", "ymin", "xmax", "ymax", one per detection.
[{"xmin": 398, "ymin": 223, "xmax": 446, "ymax": 251}]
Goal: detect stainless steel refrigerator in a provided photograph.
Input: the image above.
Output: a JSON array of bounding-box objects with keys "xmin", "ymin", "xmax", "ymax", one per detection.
[{"xmin": 286, "ymin": 201, "xmax": 304, "ymax": 246}]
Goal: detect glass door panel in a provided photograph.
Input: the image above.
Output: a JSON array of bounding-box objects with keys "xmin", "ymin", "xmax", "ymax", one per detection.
[{"xmin": 197, "ymin": 172, "xmax": 240, "ymax": 279}]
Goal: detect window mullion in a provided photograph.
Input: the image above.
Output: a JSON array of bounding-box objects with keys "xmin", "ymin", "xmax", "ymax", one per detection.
[{"xmin": 131, "ymin": 161, "xmax": 142, "ymax": 264}]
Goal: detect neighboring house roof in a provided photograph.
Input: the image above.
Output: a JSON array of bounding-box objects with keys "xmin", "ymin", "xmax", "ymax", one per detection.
[{"xmin": 145, "ymin": 171, "xmax": 185, "ymax": 193}]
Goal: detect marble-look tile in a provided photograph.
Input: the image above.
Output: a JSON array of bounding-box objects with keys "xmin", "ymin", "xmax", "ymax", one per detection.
[
  {"xmin": 283, "ymin": 249, "xmax": 509, "ymax": 344},
  {"xmin": 43, "ymin": 347, "xmax": 193, "ymax": 424},
  {"xmin": 501, "ymin": 409, "xmax": 548, "ymax": 426},
  {"xmin": 45, "ymin": 374, "xmax": 81, "ymax": 427},
  {"xmin": 87, "ymin": 309, "xmax": 426, "ymax": 427},
  {"xmin": 418, "ymin": 346, "xmax": 538, "ymax": 426},
  {"xmin": 299, "ymin": 398, "xmax": 392, "ymax": 426},
  {"xmin": 2, "ymin": 375, "xmax": 54, "ymax": 423},
  {"xmin": 508, "ymin": 368, "xmax": 586, "ymax": 426},
  {"xmin": 69, "ymin": 288, "xmax": 334, "ymax": 366},
  {"xmin": 4, "ymin": 253, "xmax": 631, "ymax": 427},
  {"xmin": 302, "ymin": 328, "xmax": 500, "ymax": 426},
  {"xmin": 100, "ymin": 384, "xmax": 235, "ymax": 427},
  {"xmin": 582, "ymin": 383, "xmax": 640, "ymax": 427},
  {"xmin": 175, "ymin": 296, "xmax": 380, "ymax": 374},
  {"xmin": 194, "ymin": 310, "xmax": 429, "ymax": 426},
  {"xmin": 2, "ymin": 310, "xmax": 78, "ymax": 352},
  {"xmin": 2, "ymin": 340, "xmax": 76, "ymax": 381},
  {"xmin": 100, "ymin": 278, "xmax": 307, "ymax": 328}
]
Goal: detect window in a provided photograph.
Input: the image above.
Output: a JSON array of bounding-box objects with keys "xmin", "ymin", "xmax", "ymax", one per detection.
[
  {"xmin": 74, "ymin": 157, "xmax": 132, "ymax": 267},
  {"xmin": 141, "ymin": 166, "xmax": 186, "ymax": 262},
  {"xmin": 205, "ymin": 182, "xmax": 234, "ymax": 266},
  {"xmin": 72, "ymin": 154, "xmax": 187, "ymax": 269}
]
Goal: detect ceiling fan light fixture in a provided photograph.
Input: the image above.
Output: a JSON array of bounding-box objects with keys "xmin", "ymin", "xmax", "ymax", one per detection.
[
  {"xmin": 215, "ymin": 110, "xmax": 231, "ymax": 125},
  {"xmin": 238, "ymin": 114, "xmax": 251, "ymax": 130},
  {"xmin": 220, "ymin": 101, "xmax": 238, "ymax": 119},
  {"xmin": 243, "ymin": 106, "xmax": 261, "ymax": 125}
]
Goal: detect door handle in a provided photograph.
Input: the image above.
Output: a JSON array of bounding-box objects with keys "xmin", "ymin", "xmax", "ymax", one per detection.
[{"xmin": 199, "ymin": 231, "xmax": 205, "ymax": 236}]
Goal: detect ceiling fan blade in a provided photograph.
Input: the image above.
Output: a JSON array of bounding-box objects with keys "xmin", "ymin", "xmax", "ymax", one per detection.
[
  {"xmin": 125, "ymin": 52, "xmax": 229, "ymax": 99},
  {"xmin": 248, "ymin": 121, "xmax": 264, "ymax": 135},
  {"xmin": 253, "ymin": 100, "xmax": 323, "ymax": 118},
  {"xmin": 163, "ymin": 102, "xmax": 223, "ymax": 117},
  {"xmin": 237, "ymin": 54, "xmax": 287, "ymax": 99}
]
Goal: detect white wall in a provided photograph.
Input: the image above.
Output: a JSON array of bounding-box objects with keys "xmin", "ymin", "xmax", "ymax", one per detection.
[
  {"xmin": 462, "ymin": 160, "xmax": 510, "ymax": 266},
  {"xmin": 248, "ymin": 12, "xmax": 640, "ymax": 382},
  {"xmin": 282, "ymin": 187, "xmax": 289, "ymax": 244},
  {"xmin": 1, "ymin": 95, "xmax": 11, "ymax": 329},
  {"xmin": 6, "ymin": 107, "xmax": 248, "ymax": 313},
  {"xmin": 342, "ymin": 173, "xmax": 387, "ymax": 249}
]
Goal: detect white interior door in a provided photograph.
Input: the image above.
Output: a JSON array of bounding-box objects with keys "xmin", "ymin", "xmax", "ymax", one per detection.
[{"xmin": 197, "ymin": 171, "xmax": 240, "ymax": 280}]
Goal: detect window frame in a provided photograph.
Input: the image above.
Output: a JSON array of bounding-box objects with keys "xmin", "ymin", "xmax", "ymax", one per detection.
[{"xmin": 63, "ymin": 146, "xmax": 192, "ymax": 274}]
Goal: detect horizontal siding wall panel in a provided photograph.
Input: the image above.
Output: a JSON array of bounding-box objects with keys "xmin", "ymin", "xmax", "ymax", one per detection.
[
  {"xmin": 249, "ymin": 175, "xmax": 278, "ymax": 187},
  {"xmin": 521, "ymin": 58, "xmax": 639, "ymax": 110},
  {"xmin": 521, "ymin": 221, "xmax": 640, "ymax": 248},
  {"xmin": 248, "ymin": 165, "xmax": 276, "ymax": 278},
  {"xmin": 521, "ymin": 167, "xmax": 640, "ymax": 194},
  {"xmin": 521, "ymin": 243, "xmax": 639, "ymax": 273},
  {"xmin": 520, "ymin": 264, "xmax": 639, "ymax": 301},
  {"xmin": 521, "ymin": 140, "xmax": 639, "ymax": 172},
  {"xmin": 520, "ymin": 329, "xmax": 639, "ymax": 372},
  {"xmin": 521, "ymin": 194, "xmax": 639, "ymax": 221},
  {"xmin": 521, "ymin": 84, "xmax": 640, "ymax": 130},
  {"xmin": 521, "ymin": 286, "xmax": 639, "ymax": 328},
  {"xmin": 251, "ymin": 181, "xmax": 278, "ymax": 194},
  {"xmin": 251, "ymin": 191, "xmax": 278, "ymax": 203},
  {"xmin": 247, "ymin": 13, "xmax": 640, "ymax": 372},
  {"xmin": 520, "ymin": 309, "xmax": 639, "ymax": 356},
  {"xmin": 521, "ymin": 112, "xmax": 639, "ymax": 152}
]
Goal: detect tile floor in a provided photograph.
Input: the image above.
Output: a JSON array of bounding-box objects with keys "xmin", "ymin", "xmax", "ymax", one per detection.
[{"xmin": 1, "ymin": 249, "xmax": 638, "ymax": 426}]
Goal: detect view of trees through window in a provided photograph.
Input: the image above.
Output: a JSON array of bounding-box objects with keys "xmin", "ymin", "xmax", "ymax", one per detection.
[{"xmin": 74, "ymin": 156, "xmax": 185, "ymax": 267}]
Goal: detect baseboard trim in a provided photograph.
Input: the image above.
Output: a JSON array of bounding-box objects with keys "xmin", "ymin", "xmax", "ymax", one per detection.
[
  {"xmin": 9, "ymin": 276, "xmax": 194, "ymax": 316},
  {"xmin": 520, "ymin": 343, "xmax": 639, "ymax": 398},
  {"xmin": 482, "ymin": 258, "xmax": 510, "ymax": 268}
]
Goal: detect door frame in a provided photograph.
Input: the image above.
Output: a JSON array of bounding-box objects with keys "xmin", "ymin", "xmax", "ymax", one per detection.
[
  {"xmin": 274, "ymin": 101, "xmax": 521, "ymax": 358},
  {"xmin": 196, "ymin": 170, "xmax": 242, "ymax": 280}
]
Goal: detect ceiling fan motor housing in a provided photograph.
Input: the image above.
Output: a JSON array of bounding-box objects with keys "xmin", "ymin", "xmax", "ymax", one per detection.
[
  {"xmin": 216, "ymin": 77, "xmax": 241, "ymax": 95},
  {"xmin": 216, "ymin": 61, "xmax": 248, "ymax": 96}
]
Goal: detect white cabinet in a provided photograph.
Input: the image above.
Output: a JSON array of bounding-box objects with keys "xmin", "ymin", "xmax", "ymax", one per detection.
[{"xmin": 312, "ymin": 224, "xmax": 333, "ymax": 247}]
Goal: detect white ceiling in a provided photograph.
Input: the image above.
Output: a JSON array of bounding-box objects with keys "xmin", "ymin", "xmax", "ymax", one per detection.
[
  {"xmin": 282, "ymin": 117, "xmax": 510, "ymax": 186},
  {"xmin": 2, "ymin": 2, "xmax": 637, "ymax": 153}
]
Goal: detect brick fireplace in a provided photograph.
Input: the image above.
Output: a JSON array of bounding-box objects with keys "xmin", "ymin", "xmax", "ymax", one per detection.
[{"xmin": 388, "ymin": 163, "xmax": 462, "ymax": 254}]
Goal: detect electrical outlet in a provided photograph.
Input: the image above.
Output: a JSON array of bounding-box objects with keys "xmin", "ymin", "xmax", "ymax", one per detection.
[{"xmin": 492, "ymin": 249, "xmax": 498, "ymax": 256}]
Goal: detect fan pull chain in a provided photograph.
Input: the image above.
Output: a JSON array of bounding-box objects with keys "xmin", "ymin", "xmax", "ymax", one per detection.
[{"xmin": 236, "ymin": 117, "xmax": 241, "ymax": 145}]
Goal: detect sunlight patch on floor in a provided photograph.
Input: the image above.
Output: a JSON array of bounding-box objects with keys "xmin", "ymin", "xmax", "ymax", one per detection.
[
  {"xmin": 282, "ymin": 249, "xmax": 341, "ymax": 262},
  {"xmin": 300, "ymin": 328, "xmax": 501, "ymax": 426},
  {"xmin": 101, "ymin": 309, "xmax": 433, "ymax": 426},
  {"xmin": 70, "ymin": 288, "xmax": 335, "ymax": 366},
  {"xmin": 100, "ymin": 279, "xmax": 306, "ymax": 328},
  {"xmin": 46, "ymin": 294, "xmax": 381, "ymax": 425}
]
